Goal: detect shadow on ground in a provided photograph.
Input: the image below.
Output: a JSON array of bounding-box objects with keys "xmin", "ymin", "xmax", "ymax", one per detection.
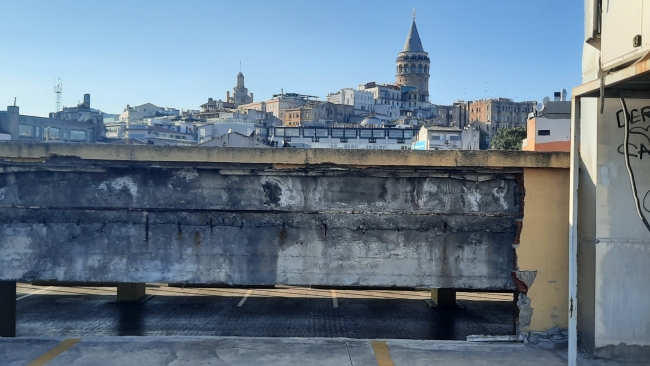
[{"xmin": 16, "ymin": 290, "xmax": 515, "ymax": 340}]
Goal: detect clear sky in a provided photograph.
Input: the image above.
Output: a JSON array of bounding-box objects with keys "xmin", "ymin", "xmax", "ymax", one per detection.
[{"xmin": 0, "ymin": 0, "xmax": 583, "ymax": 117}]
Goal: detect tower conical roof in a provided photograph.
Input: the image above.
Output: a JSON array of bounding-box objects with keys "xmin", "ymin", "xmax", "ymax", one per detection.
[{"xmin": 402, "ymin": 20, "xmax": 424, "ymax": 52}]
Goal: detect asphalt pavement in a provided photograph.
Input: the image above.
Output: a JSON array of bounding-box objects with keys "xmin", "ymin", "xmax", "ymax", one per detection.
[
  {"xmin": 14, "ymin": 284, "xmax": 515, "ymax": 340},
  {"xmin": 3, "ymin": 285, "xmax": 644, "ymax": 365}
]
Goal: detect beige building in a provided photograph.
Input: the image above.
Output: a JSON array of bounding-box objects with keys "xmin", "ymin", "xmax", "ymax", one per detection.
[
  {"xmin": 468, "ymin": 98, "xmax": 536, "ymax": 143},
  {"xmin": 239, "ymin": 93, "xmax": 310, "ymax": 120},
  {"xmin": 282, "ymin": 102, "xmax": 354, "ymax": 126}
]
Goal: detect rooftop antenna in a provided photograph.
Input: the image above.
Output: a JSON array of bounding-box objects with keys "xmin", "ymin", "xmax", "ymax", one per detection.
[
  {"xmin": 54, "ymin": 78, "xmax": 63, "ymax": 112},
  {"xmin": 13, "ymin": 97, "xmax": 16, "ymax": 106},
  {"xmin": 239, "ymin": 61, "xmax": 241, "ymax": 73},
  {"xmin": 413, "ymin": 8, "xmax": 416, "ymax": 21}
]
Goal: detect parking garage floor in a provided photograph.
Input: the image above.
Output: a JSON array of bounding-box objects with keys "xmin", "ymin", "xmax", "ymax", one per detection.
[
  {"xmin": 4, "ymin": 284, "xmax": 634, "ymax": 365},
  {"xmin": 13, "ymin": 283, "xmax": 514, "ymax": 339}
]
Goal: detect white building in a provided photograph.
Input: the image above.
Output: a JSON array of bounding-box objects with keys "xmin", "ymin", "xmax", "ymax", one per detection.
[
  {"xmin": 521, "ymin": 92, "xmax": 571, "ymax": 152},
  {"xmin": 119, "ymin": 103, "xmax": 179, "ymax": 122},
  {"xmin": 413, "ymin": 126, "xmax": 480, "ymax": 150},
  {"xmin": 254, "ymin": 126, "xmax": 417, "ymax": 150},
  {"xmin": 359, "ymin": 82, "xmax": 403, "ymax": 109},
  {"xmin": 327, "ymin": 88, "xmax": 375, "ymax": 115},
  {"xmin": 200, "ymin": 130, "xmax": 271, "ymax": 148}
]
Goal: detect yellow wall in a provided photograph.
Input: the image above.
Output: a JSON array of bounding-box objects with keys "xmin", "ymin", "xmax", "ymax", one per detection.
[{"xmin": 519, "ymin": 168, "xmax": 570, "ymax": 331}]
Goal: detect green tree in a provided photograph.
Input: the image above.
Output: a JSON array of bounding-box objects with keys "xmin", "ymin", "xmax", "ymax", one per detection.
[{"xmin": 490, "ymin": 127, "xmax": 527, "ymax": 150}]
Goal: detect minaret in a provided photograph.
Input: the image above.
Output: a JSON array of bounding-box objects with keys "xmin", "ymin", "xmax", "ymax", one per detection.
[{"xmin": 395, "ymin": 12, "xmax": 430, "ymax": 101}]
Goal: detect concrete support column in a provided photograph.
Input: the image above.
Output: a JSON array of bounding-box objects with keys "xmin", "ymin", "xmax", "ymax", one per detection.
[
  {"xmin": 116, "ymin": 283, "xmax": 147, "ymax": 303},
  {"xmin": 431, "ymin": 288, "xmax": 456, "ymax": 307},
  {"xmin": 0, "ymin": 281, "xmax": 16, "ymax": 337}
]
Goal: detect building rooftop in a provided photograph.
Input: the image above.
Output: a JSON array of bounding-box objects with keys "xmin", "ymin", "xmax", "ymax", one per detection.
[{"xmin": 402, "ymin": 20, "xmax": 425, "ymax": 53}]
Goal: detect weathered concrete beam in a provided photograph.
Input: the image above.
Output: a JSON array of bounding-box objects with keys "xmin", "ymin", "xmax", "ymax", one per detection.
[
  {"xmin": 0, "ymin": 148, "xmax": 524, "ymax": 289},
  {"xmin": 0, "ymin": 209, "xmax": 516, "ymax": 288},
  {"xmin": 0, "ymin": 143, "xmax": 570, "ymax": 169},
  {"xmin": 0, "ymin": 165, "xmax": 521, "ymax": 215}
]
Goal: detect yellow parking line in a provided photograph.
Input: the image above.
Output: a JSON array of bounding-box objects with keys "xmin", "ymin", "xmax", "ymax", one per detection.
[
  {"xmin": 27, "ymin": 338, "xmax": 80, "ymax": 366},
  {"xmin": 371, "ymin": 341, "xmax": 395, "ymax": 366}
]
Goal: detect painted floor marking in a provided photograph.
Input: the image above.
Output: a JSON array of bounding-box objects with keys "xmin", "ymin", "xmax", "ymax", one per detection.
[
  {"xmin": 425, "ymin": 299, "xmax": 435, "ymax": 308},
  {"xmin": 237, "ymin": 289, "xmax": 253, "ymax": 307},
  {"xmin": 17, "ymin": 286, "xmax": 54, "ymax": 301},
  {"xmin": 371, "ymin": 341, "xmax": 395, "ymax": 366},
  {"xmin": 331, "ymin": 289, "xmax": 338, "ymax": 308},
  {"xmin": 27, "ymin": 338, "xmax": 80, "ymax": 366}
]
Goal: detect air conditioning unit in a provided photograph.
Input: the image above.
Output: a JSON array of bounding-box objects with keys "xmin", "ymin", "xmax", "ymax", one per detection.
[{"xmin": 601, "ymin": 0, "xmax": 650, "ymax": 70}]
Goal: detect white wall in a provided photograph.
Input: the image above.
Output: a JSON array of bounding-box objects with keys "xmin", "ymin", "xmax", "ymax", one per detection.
[
  {"xmin": 578, "ymin": 99, "xmax": 650, "ymax": 357},
  {"xmin": 535, "ymin": 118, "xmax": 570, "ymax": 144}
]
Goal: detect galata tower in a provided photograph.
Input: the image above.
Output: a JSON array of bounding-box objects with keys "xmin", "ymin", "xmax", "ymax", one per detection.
[{"xmin": 395, "ymin": 13, "xmax": 430, "ymax": 103}]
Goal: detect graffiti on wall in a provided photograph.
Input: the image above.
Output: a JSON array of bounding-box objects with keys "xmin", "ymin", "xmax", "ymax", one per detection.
[{"xmin": 616, "ymin": 105, "xmax": 650, "ymax": 231}]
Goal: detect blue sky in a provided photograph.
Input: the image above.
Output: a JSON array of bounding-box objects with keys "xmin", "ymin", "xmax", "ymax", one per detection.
[{"xmin": 0, "ymin": 0, "xmax": 583, "ymax": 117}]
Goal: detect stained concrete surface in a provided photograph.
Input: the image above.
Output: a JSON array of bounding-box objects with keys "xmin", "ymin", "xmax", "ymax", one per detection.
[
  {"xmin": 0, "ymin": 337, "xmax": 641, "ymax": 366},
  {"xmin": 0, "ymin": 153, "xmax": 521, "ymax": 289}
]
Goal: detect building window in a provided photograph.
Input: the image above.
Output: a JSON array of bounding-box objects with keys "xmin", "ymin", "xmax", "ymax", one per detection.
[
  {"xmin": 47, "ymin": 127, "xmax": 60, "ymax": 140},
  {"xmin": 388, "ymin": 130, "xmax": 403, "ymax": 138},
  {"xmin": 303, "ymin": 128, "xmax": 315, "ymax": 137},
  {"xmin": 285, "ymin": 128, "xmax": 300, "ymax": 137},
  {"xmin": 538, "ymin": 130, "xmax": 551, "ymax": 136},
  {"xmin": 70, "ymin": 130, "xmax": 86, "ymax": 141},
  {"xmin": 449, "ymin": 135, "xmax": 460, "ymax": 141},
  {"xmin": 344, "ymin": 129, "xmax": 357, "ymax": 138},
  {"xmin": 410, "ymin": 64, "xmax": 415, "ymax": 73},
  {"xmin": 417, "ymin": 64, "xmax": 422, "ymax": 73},
  {"xmin": 316, "ymin": 129, "xmax": 329, "ymax": 137},
  {"xmin": 431, "ymin": 135, "xmax": 441, "ymax": 140},
  {"xmin": 19, "ymin": 124, "xmax": 33, "ymax": 137},
  {"xmin": 331, "ymin": 129, "xmax": 344, "ymax": 138}
]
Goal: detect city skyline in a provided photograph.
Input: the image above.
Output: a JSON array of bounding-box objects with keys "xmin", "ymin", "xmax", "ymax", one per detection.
[{"xmin": 0, "ymin": 0, "xmax": 583, "ymax": 116}]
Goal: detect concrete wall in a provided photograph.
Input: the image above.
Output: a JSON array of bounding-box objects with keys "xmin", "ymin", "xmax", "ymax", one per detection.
[
  {"xmin": 0, "ymin": 143, "xmax": 571, "ymax": 337},
  {"xmin": 592, "ymin": 99, "xmax": 650, "ymax": 360},
  {"xmin": 577, "ymin": 75, "xmax": 650, "ymax": 361},
  {"xmin": 0, "ymin": 157, "xmax": 521, "ymax": 288},
  {"xmin": 517, "ymin": 168, "xmax": 569, "ymax": 333}
]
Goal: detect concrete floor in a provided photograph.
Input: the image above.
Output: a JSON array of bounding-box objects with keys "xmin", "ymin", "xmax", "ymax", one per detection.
[
  {"xmin": 6, "ymin": 284, "xmax": 643, "ymax": 365},
  {"xmin": 0, "ymin": 336, "xmax": 644, "ymax": 366}
]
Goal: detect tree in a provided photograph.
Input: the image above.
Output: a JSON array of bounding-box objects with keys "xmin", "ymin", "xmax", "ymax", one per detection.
[{"xmin": 490, "ymin": 127, "xmax": 527, "ymax": 150}]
